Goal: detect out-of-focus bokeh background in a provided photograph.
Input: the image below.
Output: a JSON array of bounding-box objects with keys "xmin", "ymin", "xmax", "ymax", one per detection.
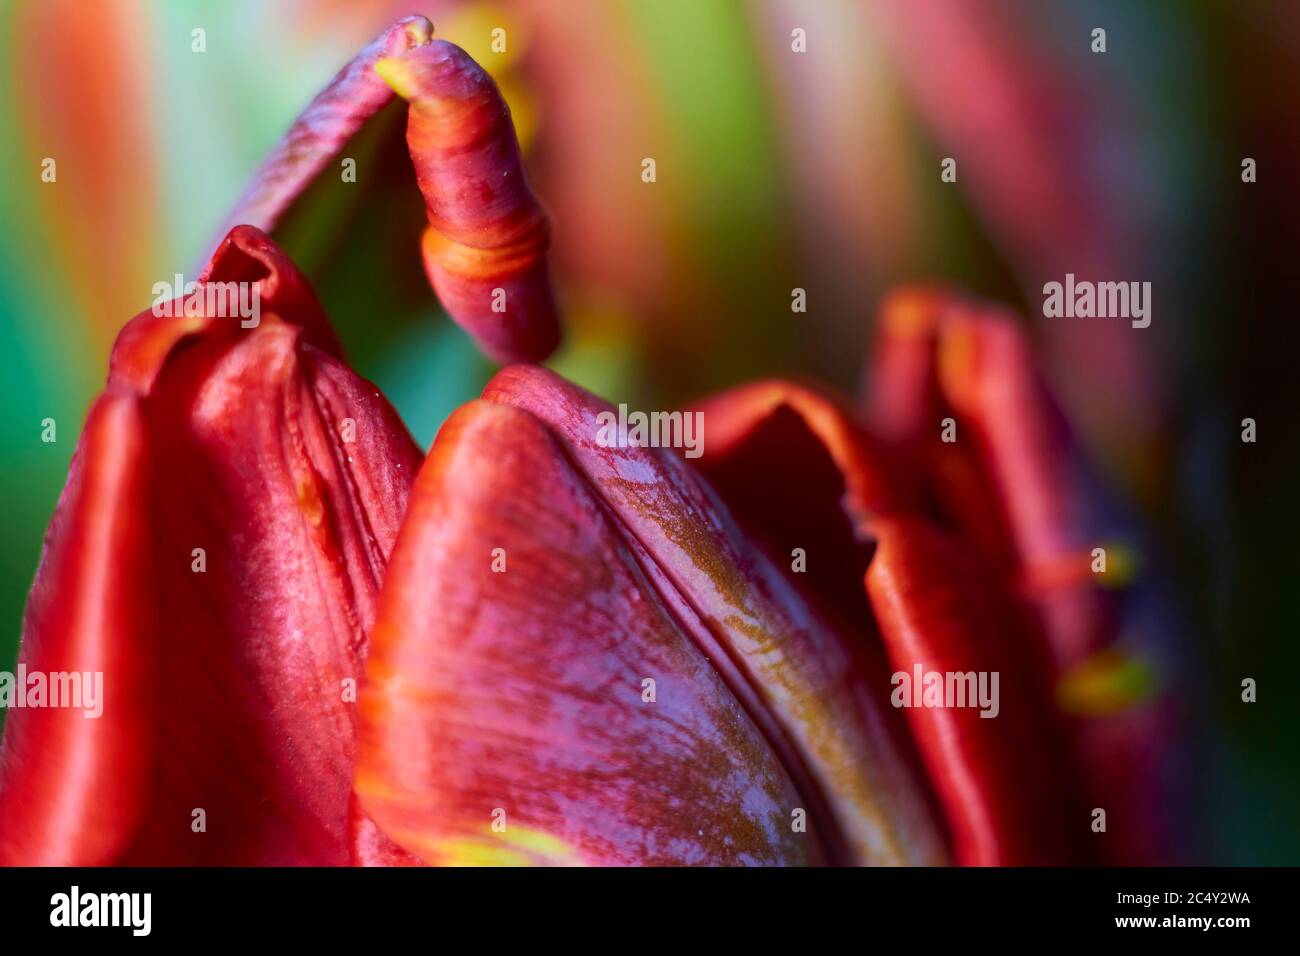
[{"xmin": 1, "ymin": 0, "xmax": 1296, "ymax": 862}]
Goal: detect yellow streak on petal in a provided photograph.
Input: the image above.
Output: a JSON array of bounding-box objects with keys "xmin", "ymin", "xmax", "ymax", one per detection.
[
  {"xmin": 410, "ymin": 826, "xmax": 583, "ymax": 867},
  {"xmin": 421, "ymin": 224, "xmax": 547, "ymax": 280},
  {"xmin": 373, "ymin": 56, "xmax": 420, "ymax": 101}
]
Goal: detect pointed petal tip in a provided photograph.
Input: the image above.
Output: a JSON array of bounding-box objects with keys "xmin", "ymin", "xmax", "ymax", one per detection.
[{"xmin": 108, "ymin": 226, "xmax": 340, "ymax": 396}]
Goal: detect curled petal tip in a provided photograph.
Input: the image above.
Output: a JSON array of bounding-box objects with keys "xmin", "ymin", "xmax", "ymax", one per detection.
[
  {"xmin": 216, "ymin": 21, "xmax": 554, "ymax": 365},
  {"xmin": 381, "ymin": 40, "xmax": 560, "ymax": 364}
]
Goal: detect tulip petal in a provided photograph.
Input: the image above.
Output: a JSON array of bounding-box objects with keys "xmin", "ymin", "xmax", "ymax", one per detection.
[
  {"xmin": 113, "ymin": 327, "xmax": 420, "ymax": 864},
  {"xmin": 376, "ymin": 41, "xmax": 559, "ymax": 363},
  {"xmin": 684, "ymin": 378, "xmax": 1077, "ymax": 864},
  {"xmin": 930, "ymin": 308, "xmax": 1185, "ymax": 868},
  {"xmin": 481, "ymin": 366, "xmax": 946, "ymax": 865},
  {"xmin": 214, "ymin": 20, "xmax": 559, "ymax": 365},
  {"xmin": 864, "ymin": 288, "xmax": 1178, "ymax": 863},
  {"xmin": 357, "ymin": 400, "xmax": 819, "ymax": 865},
  {"xmin": 687, "ymin": 380, "xmax": 912, "ymax": 629},
  {"xmin": 0, "ymin": 228, "xmax": 422, "ymax": 864},
  {"xmin": 865, "ymin": 288, "xmax": 1111, "ymax": 664},
  {"xmin": 0, "ymin": 394, "xmax": 153, "ymax": 865},
  {"xmin": 866, "ymin": 517, "xmax": 1078, "ymax": 865}
]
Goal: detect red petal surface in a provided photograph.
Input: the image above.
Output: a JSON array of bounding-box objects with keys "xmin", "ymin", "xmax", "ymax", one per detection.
[
  {"xmin": 0, "ymin": 395, "xmax": 153, "ymax": 865},
  {"xmin": 478, "ymin": 366, "xmax": 946, "ymax": 864},
  {"xmin": 866, "ymin": 517, "xmax": 1078, "ymax": 865},
  {"xmin": 357, "ymin": 400, "xmax": 819, "ymax": 865},
  {"xmin": 865, "ymin": 288, "xmax": 1110, "ymax": 665}
]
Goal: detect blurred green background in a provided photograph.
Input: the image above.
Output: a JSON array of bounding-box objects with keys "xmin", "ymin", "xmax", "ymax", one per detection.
[{"xmin": 1, "ymin": 0, "xmax": 1296, "ymax": 862}]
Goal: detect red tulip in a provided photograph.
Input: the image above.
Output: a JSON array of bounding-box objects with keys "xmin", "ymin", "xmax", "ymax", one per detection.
[
  {"xmin": 0, "ymin": 19, "xmax": 1170, "ymax": 867},
  {"xmin": 348, "ymin": 289, "xmax": 1171, "ymax": 866}
]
